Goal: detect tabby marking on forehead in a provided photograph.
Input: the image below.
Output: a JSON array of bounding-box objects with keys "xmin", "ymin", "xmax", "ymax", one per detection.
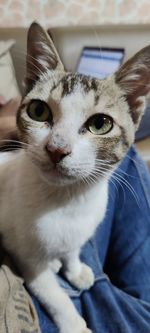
[
  {"xmin": 119, "ymin": 125, "xmax": 129, "ymax": 148},
  {"xmin": 52, "ymin": 73, "xmax": 100, "ymax": 104}
]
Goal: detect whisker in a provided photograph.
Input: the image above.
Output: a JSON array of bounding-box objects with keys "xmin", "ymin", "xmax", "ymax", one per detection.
[
  {"xmin": 91, "ymin": 169, "xmax": 120, "ymax": 198},
  {"xmin": 89, "ymin": 164, "xmax": 139, "ymax": 206},
  {"xmin": 0, "ymin": 147, "xmax": 21, "ymax": 152},
  {"xmin": 0, "ymin": 139, "xmax": 29, "ymax": 147},
  {"xmin": 125, "ymin": 154, "xmax": 140, "ymax": 166},
  {"xmin": 111, "ymin": 173, "xmax": 140, "ymax": 207},
  {"xmin": 15, "ymin": 53, "xmax": 44, "ymax": 76},
  {"xmin": 92, "ymin": 168, "xmax": 126, "ymax": 202}
]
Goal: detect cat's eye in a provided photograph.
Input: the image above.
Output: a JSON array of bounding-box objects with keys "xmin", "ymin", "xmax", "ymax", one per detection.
[
  {"xmin": 27, "ymin": 100, "xmax": 52, "ymax": 123},
  {"xmin": 86, "ymin": 114, "xmax": 113, "ymax": 135}
]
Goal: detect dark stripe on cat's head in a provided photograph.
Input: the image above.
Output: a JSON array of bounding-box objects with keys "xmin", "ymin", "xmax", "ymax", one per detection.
[
  {"xmin": 119, "ymin": 125, "xmax": 130, "ymax": 149},
  {"xmin": 60, "ymin": 74, "xmax": 99, "ymax": 104}
]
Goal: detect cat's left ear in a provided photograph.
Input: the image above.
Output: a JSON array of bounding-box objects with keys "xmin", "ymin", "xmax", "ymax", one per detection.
[
  {"xmin": 115, "ymin": 45, "xmax": 150, "ymax": 129},
  {"xmin": 25, "ymin": 22, "xmax": 64, "ymax": 93}
]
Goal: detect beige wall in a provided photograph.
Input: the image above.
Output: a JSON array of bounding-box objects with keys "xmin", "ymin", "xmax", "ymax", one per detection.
[
  {"xmin": 0, "ymin": 24, "xmax": 150, "ymax": 93},
  {"xmin": 0, "ymin": 0, "xmax": 150, "ymax": 28}
]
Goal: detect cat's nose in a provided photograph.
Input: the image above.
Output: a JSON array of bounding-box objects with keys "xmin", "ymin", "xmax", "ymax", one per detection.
[{"xmin": 46, "ymin": 144, "xmax": 71, "ymax": 164}]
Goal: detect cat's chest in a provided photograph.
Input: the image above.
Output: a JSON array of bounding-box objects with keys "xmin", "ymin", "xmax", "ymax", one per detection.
[{"xmin": 35, "ymin": 180, "xmax": 108, "ymax": 256}]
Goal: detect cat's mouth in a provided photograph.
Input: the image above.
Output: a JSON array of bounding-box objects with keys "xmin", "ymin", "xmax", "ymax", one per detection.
[
  {"xmin": 50, "ymin": 164, "xmax": 75, "ymax": 179},
  {"xmin": 51, "ymin": 165, "xmax": 68, "ymax": 177},
  {"xmin": 39, "ymin": 161, "xmax": 77, "ymax": 185},
  {"xmin": 33, "ymin": 150, "xmax": 87, "ymax": 185}
]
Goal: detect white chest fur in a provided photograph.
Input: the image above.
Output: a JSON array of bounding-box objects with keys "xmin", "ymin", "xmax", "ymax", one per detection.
[
  {"xmin": 0, "ymin": 151, "xmax": 108, "ymax": 264},
  {"xmin": 36, "ymin": 180, "xmax": 108, "ymax": 257}
]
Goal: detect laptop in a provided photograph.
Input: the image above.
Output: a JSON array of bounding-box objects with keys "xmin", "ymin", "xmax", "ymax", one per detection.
[{"xmin": 77, "ymin": 46, "xmax": 125, "ymax": 79}]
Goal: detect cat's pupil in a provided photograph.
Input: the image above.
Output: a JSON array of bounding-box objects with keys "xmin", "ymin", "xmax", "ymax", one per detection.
[
  {"xmin": 94, "ymin": 117, "xmax": 104, "ymax": 129},
  {"xmin": 35, "ymin": 103, "xmax": 44, "ymax": 117}
]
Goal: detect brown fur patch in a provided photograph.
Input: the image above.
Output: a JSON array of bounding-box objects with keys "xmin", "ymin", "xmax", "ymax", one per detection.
[{"xmin": 60, "ymin": 74, "xmax": 99, "ymax": 102}]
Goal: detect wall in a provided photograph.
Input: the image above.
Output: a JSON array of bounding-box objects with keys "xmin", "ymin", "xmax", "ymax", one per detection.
[{"xmin": 0, "ymin": 0, "xmax": 150, "ymax": 28}]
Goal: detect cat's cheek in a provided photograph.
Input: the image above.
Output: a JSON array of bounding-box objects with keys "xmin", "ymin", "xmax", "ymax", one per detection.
[
  {"xmin": 63, "ymin": 147, "xmax": 96, "ymax": 178},
  {"xmin": 28, "ymin": 125, "xmax": 51, "ymax": 145}
]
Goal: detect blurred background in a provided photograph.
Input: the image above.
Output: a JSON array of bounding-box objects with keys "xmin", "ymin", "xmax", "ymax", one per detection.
[{"xmin": 0, "ymin": 0, "xmax": 150, "ymax": 27}]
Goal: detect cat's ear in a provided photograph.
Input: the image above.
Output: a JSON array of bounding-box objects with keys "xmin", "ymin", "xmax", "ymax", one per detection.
[
  {"xmin": 25, "ymin": 22, "xmax": 64, "ymax": 93},
  {"xmin": 115, "ymin": 45, "xmax": 150, "ymax": 128}
]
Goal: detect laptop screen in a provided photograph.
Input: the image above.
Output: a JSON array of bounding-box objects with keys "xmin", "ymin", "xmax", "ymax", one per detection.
[{"xmin": 77, "ymin": 47, "xmax": 125, "ymax": 79}]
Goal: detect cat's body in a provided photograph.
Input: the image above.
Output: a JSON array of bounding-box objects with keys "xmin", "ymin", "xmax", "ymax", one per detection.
[
  {"xmin": 0, "ymin": 149, "xmax": 108, "ymax": 276},
  {"xmin": 0, "ymin": 22, "xmax": 150, "ymax": 333},
  {"xmin": 0, "ymin": 148, "xmax": 108, "ymax": 333}
]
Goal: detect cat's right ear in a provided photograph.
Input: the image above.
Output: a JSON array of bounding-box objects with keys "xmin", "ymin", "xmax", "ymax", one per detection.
[
  {"xmin": 25, "ymin": 22, "xmax": 64, "ymax": 93},
  {"xmin": 115, "ymin": 45, "xmax": 150, "ymax": 129}
]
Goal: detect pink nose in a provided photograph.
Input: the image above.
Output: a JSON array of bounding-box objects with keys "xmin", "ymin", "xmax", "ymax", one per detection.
[{"xmin": 46, "ymin": 144, "xmax": 71, "ymax": 164}]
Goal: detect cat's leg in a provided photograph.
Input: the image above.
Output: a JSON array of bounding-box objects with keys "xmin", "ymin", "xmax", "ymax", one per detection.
[
  {"xmin": 62, "ymin": 250, "xmax": 94, "ymax": 290},
  {"xmin": 28, "ymin": 267, "xmax": 92, "ymax": 333},
  {"xmin": 48, "ymin": 259, "xmax": 62, "ymax": 273}
]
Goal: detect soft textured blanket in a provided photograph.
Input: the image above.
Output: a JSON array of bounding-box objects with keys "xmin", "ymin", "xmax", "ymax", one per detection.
[{"xmin": 0, "ymin": 249, "xmax": 41, "ymax": 333}]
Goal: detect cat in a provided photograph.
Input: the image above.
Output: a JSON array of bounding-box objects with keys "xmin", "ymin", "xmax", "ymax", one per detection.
[{"xmin": 0, "ymin": 22, "xmax": 150, "ymax": 333}]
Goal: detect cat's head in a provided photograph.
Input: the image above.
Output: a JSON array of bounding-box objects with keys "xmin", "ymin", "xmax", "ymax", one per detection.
[{"xmin": 17, "ymin": 22, "xmax": 150, "ymax": 186}]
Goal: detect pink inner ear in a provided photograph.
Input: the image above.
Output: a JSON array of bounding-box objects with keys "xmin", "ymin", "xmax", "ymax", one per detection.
[{"xmin": 123, "ymin": 66, "xmax": 150, "ymax": 110}]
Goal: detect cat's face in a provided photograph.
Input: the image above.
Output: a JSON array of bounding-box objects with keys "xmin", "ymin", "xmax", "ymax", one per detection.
[{"xmin": 17, "ymin": 23, "xmax": 150, "ymax": 186}]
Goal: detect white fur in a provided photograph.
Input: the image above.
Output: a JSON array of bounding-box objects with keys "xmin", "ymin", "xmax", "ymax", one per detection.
[
  {"xmin": 29, "ymin": 267, "xmax": 92, "ymax": 333},
  {"xmin": 2, "ymin": 22, "xmax": 147, "ymax": 333},
  {"xmin": 0, "ymin": 70, "xmax": 134, "ymax": 333},
  {"xmin": 0, "ymin": 149, "xmax": 108, "ymax": 333}
]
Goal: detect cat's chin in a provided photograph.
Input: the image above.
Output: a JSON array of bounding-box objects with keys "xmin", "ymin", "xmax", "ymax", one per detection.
[
  {"xmin": 33, "ymin": 159, "xmax": 91, "ymax": 187},
  {"xmin": 38, "ymin": 166, "xmax": 79, "ymax": 187}
]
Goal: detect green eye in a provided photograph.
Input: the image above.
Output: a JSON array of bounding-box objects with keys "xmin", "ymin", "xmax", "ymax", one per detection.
[
  {"xmin": 87, "ymin": 114, "xmax": 113, "ymax": 135},
  {"xmin": 27, "ymin": 100, "xmax": 52, "ymax": 122}
]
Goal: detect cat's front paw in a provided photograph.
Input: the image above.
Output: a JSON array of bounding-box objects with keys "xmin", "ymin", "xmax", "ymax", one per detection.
[
  {"xmin": 62, "ymin": 326, "xmax": 92, "ymax": 333},
  {"xmin": 49, "ymin": 259, "xmax": 62, "ymax": 273},
  {"xmin": 80, "ymin": 329, "xmax": 92, "ymax": 333},
  {"xmin": 61, "ymin": 325, "xmax": 92, "ymax": 333},
  {"xmin": 66, "ymin": 263, "xmax": 94, "ymax": 290},
  {"xmin": 60, "ymin": 314, "xmax": 92, "ymax": 333}
]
